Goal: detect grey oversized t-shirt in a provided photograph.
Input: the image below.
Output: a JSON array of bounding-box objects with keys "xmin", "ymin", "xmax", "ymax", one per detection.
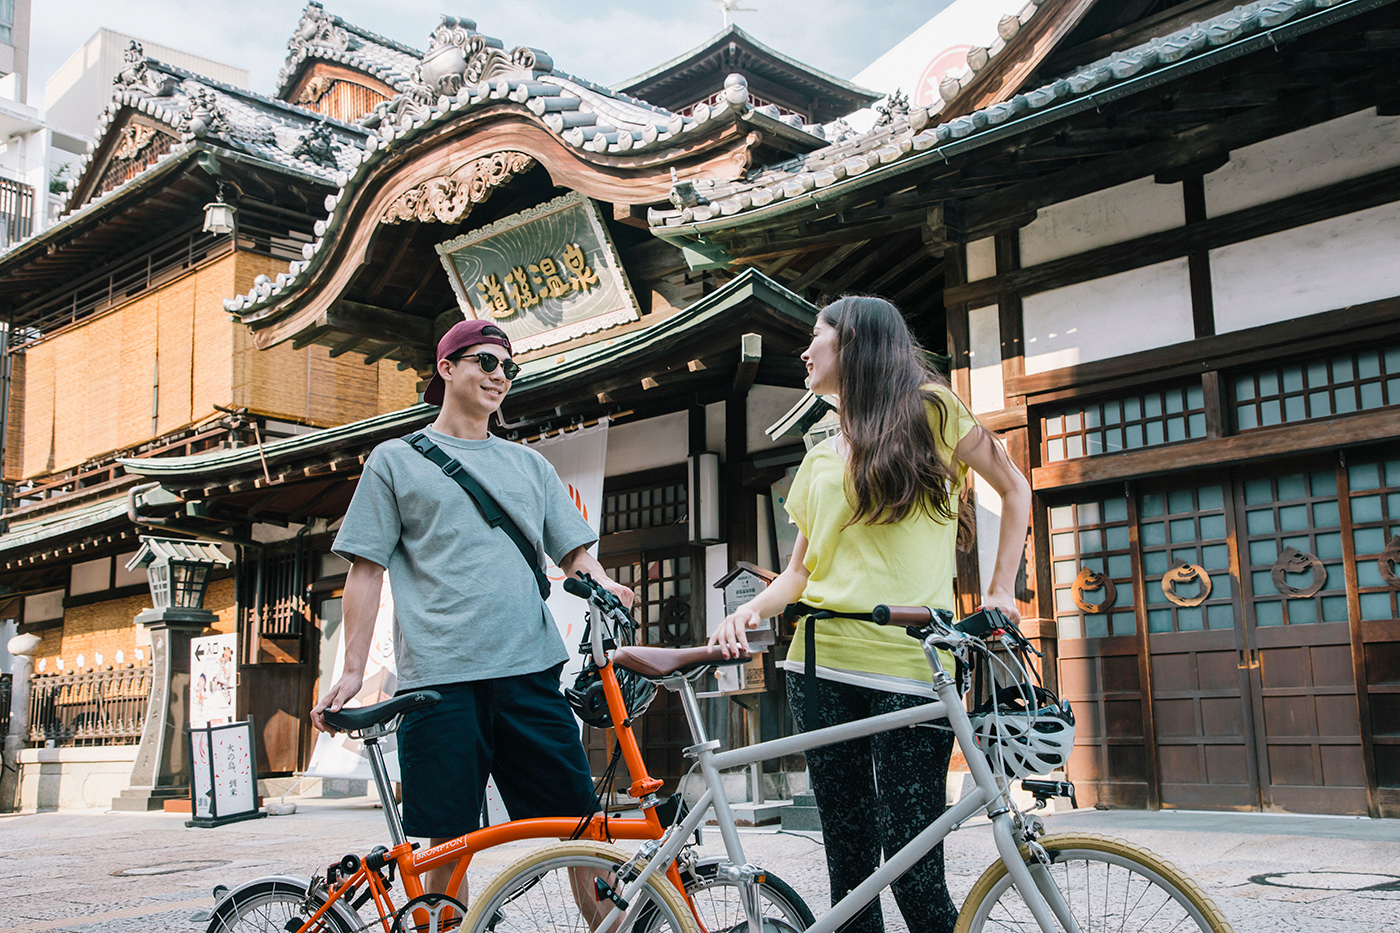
[{"xmin": 332, "ymin": 426, "xmax": 596, "ymax": 691}]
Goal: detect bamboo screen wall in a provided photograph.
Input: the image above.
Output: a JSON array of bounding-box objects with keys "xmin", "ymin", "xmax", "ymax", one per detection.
[{"xmin": 17, "ymin": 252, "xmax": 421, "ymax": 480}]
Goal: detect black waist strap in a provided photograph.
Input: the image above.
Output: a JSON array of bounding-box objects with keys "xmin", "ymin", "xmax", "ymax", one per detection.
[{"xmin": 787, "ymin": 603, "xmax": 875, "ymax": 731}]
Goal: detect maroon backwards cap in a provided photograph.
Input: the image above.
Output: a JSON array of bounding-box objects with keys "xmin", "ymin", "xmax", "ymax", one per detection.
[{"xmin": 423, "ymin": 319, "xmax": 514, "ymax": 406}]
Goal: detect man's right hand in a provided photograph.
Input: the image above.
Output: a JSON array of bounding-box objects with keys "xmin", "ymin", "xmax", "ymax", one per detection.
[{"xmin": 310, "ymin": 671, "xmax": 364, "ymax": 734}]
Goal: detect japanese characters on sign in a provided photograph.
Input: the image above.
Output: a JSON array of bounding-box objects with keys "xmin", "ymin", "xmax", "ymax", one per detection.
[{"xmin": 436, "ymin": 192, "xmax": 640, "ymax": 354}]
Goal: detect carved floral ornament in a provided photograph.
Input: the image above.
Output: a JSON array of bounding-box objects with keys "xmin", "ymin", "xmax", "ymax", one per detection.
[
  {"xmin": 112, "ymin": 123, "xmax": 159, "ymax": 161},
  {"xmin": 1162, "ymin": 562, "xmax": 1212, "ymax": 608},
  {"xmin": 1071, "ymin": 567, "xmax": 1117, "ymax": 614},
  {"xmin": 1271, "ymin": 546, "xmax": 1327, "ymax": 598},
  {"xmin": 382, "ymin": 151, "xmax": 535, "ymax": 225}
]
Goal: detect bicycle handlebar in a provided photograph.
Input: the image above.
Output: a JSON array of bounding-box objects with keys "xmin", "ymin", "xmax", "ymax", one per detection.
[{"xmin": 564, "ymin": 572, "xmax": 634, "ymax": 667}]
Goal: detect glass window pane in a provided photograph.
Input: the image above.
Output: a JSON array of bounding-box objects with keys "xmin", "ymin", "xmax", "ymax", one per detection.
[
  {"xmin": 1085, "ymin": 615, "xmax": 1110, "ymax": 638},
  {"xmin": 1169, "ymin": 518, "xmax": 1196, "ymax": 542},
  {"xmin": 1103, "ymin": 497, "xmax": 1128, "ymax": 523},
  {"xmin": 1244, "ymin": 478, "xmax": 1273, "ymax": 505},
  {"xmin": 1166, "ymin": 391, "xmax": 1184, "ymax": 415},
  {"xmin": 1352, "ymin": 495, "xmax": 1384, "ymax": 523},
  {"xmin": 1357, "ymin": 561, "xmax": 1385, "ymax": 587},
  {"xmin": 1124, "ymin": 397, "xmax": 1141, "ymax": 421},
  {"xmin": 1334, "ymin": 389, "xmax": 1358, "ymax": 414},
  {"xmin": 1148, "ymin": 609, "xmax": 1174, "ymax": 634},
  {"xmin": 1246, "ymin": 510, "xmax": 1275, "ymax": 535},
  {"xmin": 1085, "ymin": 433, "xmax": 1103, "ymax": 456},
  {"xmin": 1059, "ymin": 616, "xmax": 1084, "ymax": 639},
  {"xmin": 1144, "ymin": 394, "xmax": 1162, "ymax": 418},
  {"xmin": 1322, "ymin": 595, "xmax": 1350, "ymax": 623},
  {"xmin": 1084, "ymin": 408, "xmax": 1100, "ymax": 429},
  {"xmin": 1332, "ymin": 356, "xmax": 1355, "ymax": 382},
  {"xmin": 1067, "ymin": 435, "xmax": 1084, "ymax": 459},
  {"xmin": 1147, "ymin": 584, "xmax": 1169, "ymax": 605},
  {"xmin": 1288, "ymin": 599, "xmax": 1318, "ymax": 624},
  {"xmin": 1312, "ymin": 501, "xmax": 1340, "ymax": 528},
  {"xmin": 1108, "ymin": 554, "xmax": 1133, "ymax": 578},
  {"xmin": 1172, "ymin": 547, "xmax": 1198, "ymax": 565},
  {"xmin": 1049, "ymin": 506, "xmax": 1075, "ymax": 529},
  {"xmin": 1360, "ymin": 592, "xmax": 1393, "ymax": 620},
  {"xmin": 1103, "ymin": 401, "xmax": 1121, "ymax": 425},
  {"xmin": 1277, "ymin": 505, "xmax": 1309, "ymax": 532},
  {"xmin": 1199, "ymin": 515, "xmax": 1226, "ymax": 540},
  {"xmin": 1141, "ymin": 523, "xmax": 1166, "ymax": 547},
  {"xmin": 1208, "ymin": 604, "xmax": 1235, "ymax": 630},
  {"xmin": 1259, "ymin": 371, "xmax": 1279, "ymax": 396},
  {"xmin": 1176, "ymin": 607, "xmax": 1204, "ymax": 632},
  {"xmin": 1079, "ymin": 529, "xmax": 1104, "ymax": 554},
  {"xmin": 1054, "ymin": 560, "xmax": 1079, "ymax": 584},
  {"xmin": 1281, "ymin": 366, "xmax": 1305, "ymax": 392},
  {"xmin": 1261, "ymin": 400, "xmax": 1283, "ymax": 425},
  {"xmin": 1348, "ymin": 462, "xmax": 1381, "ymax": 490},
  {"xmin": 1359, "ymin": 381, "xmax": 1383, "ymax": 410},
  {"xmin": 1051, "ymin": 532, "xmax": 1077, "ymax": 556},
  {"xmin": 1140, "ymin": 494, "xmax": 1164, "ymax": 518},
  {"xmin": 1187, "ymin": 384, "xmax": 1204, "ymax": 409},
  {"xmin": 1255, "ymin": 601, "xmax": 1284, "ymax": 626},
  {"xmin": 1353, "ymin": 526, "xmax": 1386, "ymax": 554},
  {"xmin": 1167, "ymin": 489, "xmax": 1193, "ymax": 514},
  {"xmin": 1252, "ymin": 569, "xmax": 1277, "ymax": 595},
  {"xmin": 1310, "ymin": 470, "xmax": 1337, "ymax": 497},
  {"xmin": 1235, "ymin": 375, "xmax": 1255, "ymax": 401},
  {"xmin": 1307, "ymin": 390, "xmax": 1332, "ymax": 417},
  {"xmin": 1076, "ymin": 502, "xmax": 1101, "ymax": 524},
  {"xmin": 1145, "ymin": 421, "xmax": 1165, "ymax": 445},
  {"xmin": 1314, "ymin": 533, "xmax": 1344, "ymax": 560},
  {"xmin": 1065, "ymin": 412, "xmax": 1082, "ymax": 432},
  {"xmin": 1046, "ymin": 414, "xmax": 1064, "ymax": 434},
  {"xmin": 1142, "ymin": 550, "xmax": 1170, "ymax": 576},
  {"xmin": 1283, "ymin": 396, "xmax": 1306, "ymax": 422},
  {"xmin": 1125, "ymin": 424, "xmax": 1144, "ymax": 448},
  {"xmin": 1188, "ymin": 412, "xmax": 1206, "ymax": 437},
  {"xmin": 1106, "ymin": 526, "xmax": 1130, "ymax": 551},
  {"xmin": 1201, "ymin": 544, "xmax": 1229, "ymax": 568},
  {"xmin": 1055, "ymin": 589, "xmax": 1078, "ymax": 613},
  {"xmin": 1237, "ymin": 405, "xmax": 1258, "ymax": 430},
  {"xmin": 1276, "ymin": 474, "xmax": 1307, "ymax": 500}
]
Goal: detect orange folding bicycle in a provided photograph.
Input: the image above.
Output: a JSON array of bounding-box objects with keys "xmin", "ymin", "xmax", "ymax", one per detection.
[{"xmin": 200, "ymin": 573, "xmax": 813, "ymax": 933}]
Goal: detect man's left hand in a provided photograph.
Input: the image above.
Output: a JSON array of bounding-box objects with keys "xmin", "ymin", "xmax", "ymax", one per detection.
[{"xmin": 602, "ymin": 577, "xmax": 636, "ymax": 609}]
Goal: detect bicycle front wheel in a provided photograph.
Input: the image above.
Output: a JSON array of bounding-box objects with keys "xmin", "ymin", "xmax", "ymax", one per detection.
[
  {"xmin": 955, "ymin": 833, "xmax": 1234, "ymax": 933},
  {"xmin": 684, "ymin": 859, "xmax": 816, "ymax": 932},
  {"xmin": 465, "ymin": 841, "xmax": 699, "ymax": 933}
]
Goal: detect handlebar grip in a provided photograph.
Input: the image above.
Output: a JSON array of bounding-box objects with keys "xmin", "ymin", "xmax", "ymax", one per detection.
[
  {"xmin": 872, "ymin": 605, "xmax": 935, "ymax": 626},
  {"xmin": 563, "ymin": 577, "xmax": 591, "ymax": 599}
]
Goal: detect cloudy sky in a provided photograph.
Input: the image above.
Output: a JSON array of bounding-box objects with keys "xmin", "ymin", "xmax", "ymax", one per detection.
[{"xmin": 28, "ymin": 0, "xmax": 955, "ymax": 107}]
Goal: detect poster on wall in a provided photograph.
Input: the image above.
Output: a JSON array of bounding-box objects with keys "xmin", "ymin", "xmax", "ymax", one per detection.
[
  {"xmin": 305, "ymin": 581, "xmax": 400, "ymax": 783},
  {"xmin": 188, "ymin": 719, "xmax": 264, "ymax": 827},
  {"xmin": 190, "ymin": 633, "xmax": 237, "ymax": 727},
  {"xmin": 435, "ymin": 192, "xmax": 640, "ymax": 354},
  {"xmin": 529, "ymin": 419, "xmax": 609, "ymax": 681}
]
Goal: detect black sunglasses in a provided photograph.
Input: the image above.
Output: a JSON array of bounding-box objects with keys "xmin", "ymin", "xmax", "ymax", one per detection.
[{"xmin": 453, "ymin": 351, "xmax": 520, "ymax": 380}]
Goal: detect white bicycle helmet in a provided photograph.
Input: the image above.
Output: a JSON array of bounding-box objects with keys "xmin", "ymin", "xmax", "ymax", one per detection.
[{"xmin": 970, "ymin": 685, "xmax": 1076, "ymax": 779}]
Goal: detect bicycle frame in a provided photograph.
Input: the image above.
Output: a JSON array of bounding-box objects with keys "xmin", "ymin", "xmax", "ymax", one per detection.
[
  {"xmin": 602, "ymin": 635, "xmax": 1076, "ymax": 933},
  {"xmin": 290, "ymin": 618, "xmax": 693, "ymax": 933}
]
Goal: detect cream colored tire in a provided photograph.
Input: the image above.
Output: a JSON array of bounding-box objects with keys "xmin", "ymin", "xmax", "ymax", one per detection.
[
  {"xmin": 954, "ymin": 833, "xmax": 1234, "ymax": 933},
  {"xmin": 464, "ymin": 841, "xmax": 699, "ymax": 933}
]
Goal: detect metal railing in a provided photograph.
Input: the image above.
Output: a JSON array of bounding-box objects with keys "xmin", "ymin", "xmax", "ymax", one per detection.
[
  {"xmin": 0, "ymin": 672, "xmax": 11, "ymax": 737},
  {"xmin": 27, "ymin": 664, "xmax": 152, "ymax": 747},
  {"xmin": 0, "ymin": 176, "xmax": 34, "ymax": 251}
]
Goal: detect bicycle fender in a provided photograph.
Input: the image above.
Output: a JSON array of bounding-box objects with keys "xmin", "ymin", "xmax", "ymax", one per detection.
[{"xmin": 203, "ymin": 874, "xmax": 363, "ymax": 933}]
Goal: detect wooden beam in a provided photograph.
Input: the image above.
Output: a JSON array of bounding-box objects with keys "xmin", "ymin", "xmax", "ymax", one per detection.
[
  {"xmin": 733, "ymin": 333, "xmax": 762, "ymax": 394},
  {"xmin": 328, "ymin": 334, "xmax": 367, "ymax": 358},
  {"xmin": 788, "ymin": 241, "xmax": 866, "ymax": 291},
  {"xmin": 321, "ymin": 299, "xmax": 434, "ymax": 347},
  {"xmin": 1033, "ymin": 408, "xmax": 1400, "ymax": 491}
]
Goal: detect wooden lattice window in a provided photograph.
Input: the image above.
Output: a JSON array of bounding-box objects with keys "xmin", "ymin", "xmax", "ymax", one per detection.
[
  {"xmin": 1049, "ymin": 496, "xmax": 1136, "ymax": 639},
  {"xmin": 1138, "ymin": 485, "xmax": 1236, "ymax": 634},
  {"xmin": 1042, "ymin": 383, "xmax": 1207, "ymax": 463},
  {"xmin": 1348, "ymin": 456, "xmax": 1400, "ymax": 622},
  {"xmin": 1233, "ymin": 346, "xmax": 1400, "ymax": 431},
  {"xmin": 1240, "ymin": 469, "xmax": 1348, "ymax": 627},
  {"xmin": 241, "ymin": 551, "xmax": 304, "ymax": 639},
  {"xmin": 602, "ymin": 473, "xmax": 687, "ymax": 535},
  {"xmin": 608, "ymin": 551, "xmax": 693, "ymax": 648}
]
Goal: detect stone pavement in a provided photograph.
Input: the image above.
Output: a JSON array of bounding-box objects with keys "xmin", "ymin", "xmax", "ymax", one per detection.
[{"xmin": 0, "ymin": 797, "xmax": 1396, "ymax": 933}]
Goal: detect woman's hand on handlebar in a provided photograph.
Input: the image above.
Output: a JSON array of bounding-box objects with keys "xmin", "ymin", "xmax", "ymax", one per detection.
[
  {"xmin": 981, "ymin": 589, "xmax": 1021, "ymax": 627},
  {"xmin": 709, "ymin": 604, "xmax": 762, "ymax": 658}
]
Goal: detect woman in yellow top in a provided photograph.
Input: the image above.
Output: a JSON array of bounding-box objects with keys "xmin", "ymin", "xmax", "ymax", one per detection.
[{"xmin": 711, "ymin": 295, "xmax": 1031, "ymax": 933}]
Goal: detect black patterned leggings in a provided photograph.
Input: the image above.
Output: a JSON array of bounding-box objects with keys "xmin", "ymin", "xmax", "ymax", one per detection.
[{"xmin": 787, "ymin": 671, "xmax": 959, "ymax": 933}]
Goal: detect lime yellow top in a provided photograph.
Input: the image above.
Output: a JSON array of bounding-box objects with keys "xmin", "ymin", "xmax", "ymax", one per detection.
[{"xmin": 785, "ymin": 385, "xmax": 978, "ymax": 686}]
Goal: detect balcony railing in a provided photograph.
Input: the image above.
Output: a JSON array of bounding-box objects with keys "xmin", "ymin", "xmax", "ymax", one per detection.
[
  {"xmin": 1, "ymin": 672, "xmax": 11, "ymax": 737},
  {"xmin": 27, "ymin": 663, "xmax": 152, "ymax": 747},
  {"xmin": 0, "ymin": 175, "xmax": 35, "ymax": 251}
]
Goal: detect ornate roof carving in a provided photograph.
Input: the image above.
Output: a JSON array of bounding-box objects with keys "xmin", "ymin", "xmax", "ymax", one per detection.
[
  {"xmin": 381, "ymin": 150, "xmax": 534, "ymax": 225},
  {"xmin": 277, "ymin": 1, "xmax": 424, "ymax": 98}
]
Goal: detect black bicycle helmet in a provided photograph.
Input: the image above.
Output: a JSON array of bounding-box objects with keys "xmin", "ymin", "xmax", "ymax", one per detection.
[{"xmin": 566, "ymin": 662, "xmax": 657, "ymax": 729}]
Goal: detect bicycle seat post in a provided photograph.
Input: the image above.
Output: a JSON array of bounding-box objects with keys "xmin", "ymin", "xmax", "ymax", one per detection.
[{"xmin": 364, "ymin": 731, "xmax": 408, "ymax": 847}]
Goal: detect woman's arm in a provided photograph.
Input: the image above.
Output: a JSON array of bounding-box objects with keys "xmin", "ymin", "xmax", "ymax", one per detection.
[
  {"xmin": 708, "ymin": 533, "xmax": 812, "ymax": 658},
  {"xmin": 955, "ymin": 426, "xmax": 1032, "ymax": 624}
]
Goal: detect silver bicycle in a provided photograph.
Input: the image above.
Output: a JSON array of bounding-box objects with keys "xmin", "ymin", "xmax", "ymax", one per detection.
[{"xmin": 466, "ymin": 579, "xmax": 1235, "ymax": 933}]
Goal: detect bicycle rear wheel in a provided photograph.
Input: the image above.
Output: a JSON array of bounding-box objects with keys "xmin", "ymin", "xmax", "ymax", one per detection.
[
  {"xmin": 464, "ymin": 841, "xmax": 699, "ymax": 933},
  {"xmin": 683, "ymin": 860, "xmax": 815, "ymax": 932},
  {"xmin": 207, "ymin": 879, "xmax": 357, "ymax": 933},
  {"xmin": 955, "ymin": 833, "xmax": 1233, "ymax": 933}
]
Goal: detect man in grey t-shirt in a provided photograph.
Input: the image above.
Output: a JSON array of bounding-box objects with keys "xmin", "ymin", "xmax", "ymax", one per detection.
[{"xmin": 311, "ymin": 320, "xmax": 633, "ymax": 901}]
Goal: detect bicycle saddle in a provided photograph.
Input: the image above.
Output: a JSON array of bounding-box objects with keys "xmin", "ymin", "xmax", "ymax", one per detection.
[
  {"xmin": 322, "ymin": 690, "xmax": 441, "ymax": 732},
  {"xmin": 612, "ymin": 645, "xmax": 750, "ymax": 680}
]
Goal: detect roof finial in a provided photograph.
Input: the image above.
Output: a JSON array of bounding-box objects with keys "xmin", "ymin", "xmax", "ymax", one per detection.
[{"xmin": 708, "ymin": 0, "xmax": 757, "ymax": 28}]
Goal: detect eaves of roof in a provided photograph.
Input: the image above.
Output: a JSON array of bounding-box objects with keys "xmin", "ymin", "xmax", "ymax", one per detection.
[
  {"xmin": 127, "ymin": 268, "xmax": 816, "ymax": 482},
  {"xmin": 647, "ymin": 0, "xmax": 1391, "ymax": 236},
  {"xmin": 616, "ymin": 25, "xmax": 879, "ymax": 104},
  {"xmin": 0, "ymin": 497, "xmax": 131, "ymax": 560}
]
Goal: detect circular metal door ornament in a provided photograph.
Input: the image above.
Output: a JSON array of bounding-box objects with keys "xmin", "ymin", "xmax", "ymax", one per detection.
[
  {"xmin": 1162, "ymin": 562, "xmax": 1212, "ymax": 607},
  {"xmin": 1071, "ymin": 567, "xmax": 1117, "ymax": 614},
  {"xmin": 1271, "ymin": 546, "xmax": 1326, "ymax": 598},
  {"xmin": 1380, "ymin": 535, "xmax": 1400, "ymax": 589}
]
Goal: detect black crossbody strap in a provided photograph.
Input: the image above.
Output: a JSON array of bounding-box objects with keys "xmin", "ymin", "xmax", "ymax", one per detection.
[
  {"xmin": 786, "ymin": 602, "xmax": 876, "ymax": 731},
  {"xmin": 403, "ymin": 431, "xmax": 551, "ymax": 600}
]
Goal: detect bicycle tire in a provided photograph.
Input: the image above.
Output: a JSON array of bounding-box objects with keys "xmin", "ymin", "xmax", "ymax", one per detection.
[
  {"xmin": 684, "ymin": 860, "xmax": 816, "ymax": 932},
  {"xmin": 463, "ymin": 841, "xmax": 700, "ymax": 933},
  {"xmin": 207, "ymin": 879, "xmax": 357, "ymax": 933},
  {"xmin": 954, "ymin": 832, "xmax": 1234, "ymax": 933}
]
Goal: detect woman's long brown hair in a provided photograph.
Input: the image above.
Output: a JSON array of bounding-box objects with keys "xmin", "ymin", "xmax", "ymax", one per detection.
[{"xmin": 821, "ymin": 295, "xmax": 960, "ymax": 526}]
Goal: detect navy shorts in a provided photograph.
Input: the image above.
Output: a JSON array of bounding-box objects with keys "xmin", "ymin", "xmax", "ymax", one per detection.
[{"xmin": 396, "ymin": 663, "xmax": 598, "ymax": 839}]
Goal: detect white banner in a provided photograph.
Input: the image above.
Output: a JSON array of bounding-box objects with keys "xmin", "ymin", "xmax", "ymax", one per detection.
[
  {"xmin": 190, "ymin": 633, "xmax": 238, "ymax": 728},
  {"xmin": 530, "ymin": 418, "xmax": 609, "ymax": 679},
  {"xmin": 305, "ymin": 580, "xmax": 399, "ymax": 782}
]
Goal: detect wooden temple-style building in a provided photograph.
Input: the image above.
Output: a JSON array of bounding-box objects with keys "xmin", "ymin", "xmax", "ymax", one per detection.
[{"xmin": 2, "ymin": 0, "xmax": 1398, "ymax": 819}]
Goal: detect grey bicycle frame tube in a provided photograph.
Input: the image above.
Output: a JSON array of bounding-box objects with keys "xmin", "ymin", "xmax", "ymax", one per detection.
[{"xmin": 624, "ymin": 637, "xmax": 1071, "ymax": 933}]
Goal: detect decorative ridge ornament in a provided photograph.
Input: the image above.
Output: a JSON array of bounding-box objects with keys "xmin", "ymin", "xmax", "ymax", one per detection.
[
  {"xmin": 1071, "ymin": 567, "xmax": 1117, "ymax": 614},
  {"xmin": 1162, "ymin": 562, "xmax": 1212, "ymax": 608},
  {"xmin": 291, "ymin": 119, "xmax": 342, "ymax": 169},
  {"xmin": 382, "ymin": 151, "xmax": 534, "ymax": 225},
  {"xmin": 113, "ymin": 40, "xmax": 177, "ymax": 98},
  {"xmin": 410, "ymin": 15, "xmax": 556, "ymax": 103},
  {"xmin": 291, "ymin": 1, "xmax": 358, "ymax": 56},
  {"xmin": 1271, "ymin": 546, "xmax": 1327, "ymax": 598}
]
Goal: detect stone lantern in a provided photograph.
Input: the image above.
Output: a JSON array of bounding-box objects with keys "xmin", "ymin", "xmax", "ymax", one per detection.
[{"xmin": 113, "ymin": 537, "xmax": 231, "ymax": 811}]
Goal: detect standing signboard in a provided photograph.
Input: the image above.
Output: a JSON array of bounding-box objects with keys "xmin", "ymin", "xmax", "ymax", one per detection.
[
  {"xmin": 190, "ymin": 632, "xmax": 237, "ymax": 727},
  {"xmin": 188, "ymin": 718, "xmax": 265, "ymax": 827}
]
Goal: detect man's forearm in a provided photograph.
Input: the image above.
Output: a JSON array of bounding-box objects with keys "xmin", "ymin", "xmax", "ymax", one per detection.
[{"xmin": 340, "ymin": 558, "xmax": 385, "ymax": 676}]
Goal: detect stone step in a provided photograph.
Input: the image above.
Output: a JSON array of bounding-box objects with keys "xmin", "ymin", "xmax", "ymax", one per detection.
[
  {"xmin": 728, "ymin": 800, "xmax": 793, "ymax": 827},
  {"xmin": 791, "ymin": 793, "xmax": 818, "ymax": 808},
  {"xmin": 780, "ymin": 798, "xmax": 822, "ymax": 832}
]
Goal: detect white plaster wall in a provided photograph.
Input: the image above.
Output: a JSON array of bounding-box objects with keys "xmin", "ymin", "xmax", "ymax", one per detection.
[
  {"xmin": 748, "ymin": 385, "xmax": 809, "ymax": 454},
  {"xmin": 967, "ymin": 237, "xmax": 998, "ymax": 281},
  {"xmin": 603, "ymin": 411, "xmax": 687, "ymax": 476},
  {"xmin": 1020, "ymin": 177, "xmax": 1184, "ymax": 266},
  {"xmin": 1022, "ymin": 258, "xmax": 1195, "ymax": 375},
  {"xmin": 1205, "ymin": 108, "xmax": 1400, "ymax": 217},
  {"xmin": 967, "ymin": 304, "xmax": 1004, "ymax": 414},
  {"xmin": 1211, "ymin": 200, "xmax": 1400, "ymax": 334}
]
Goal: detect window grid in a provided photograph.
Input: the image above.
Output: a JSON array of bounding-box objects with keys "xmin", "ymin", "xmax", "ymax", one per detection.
[
  {"xmin": 1049, "ymin": 495, "xmax": 1136, "ymax": 639},
  {"xmin": 1348, "ymin": 456, "xmax": 1400, "ymax": 622},
  {"xmin": 1233, "ymin": 346, "xmax": 1400, "ymax": 431},
  {"xmin": 1241, "ymin": 469, "xmax": 1348, "ymax": 627},
  {"xmin": 609, "ymin": 553, "xmax": 693, "ymax": 647},
  {"xmin": 1042, "ymin": 383, "xmax": 1207, "ymax": 464},
  {"xmin": 602, "ymin": 481, "xmax": 687, "ymax": 535},
  {"xmin": 1138, "ymin": 485, "xmax": 1237, "ymax": 634}
]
